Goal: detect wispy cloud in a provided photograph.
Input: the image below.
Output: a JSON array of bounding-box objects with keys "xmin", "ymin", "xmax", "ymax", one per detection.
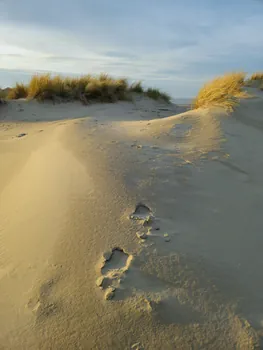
[{"xmin": 0, "ymin": 0, "xmax": 263, "ymax": 97}]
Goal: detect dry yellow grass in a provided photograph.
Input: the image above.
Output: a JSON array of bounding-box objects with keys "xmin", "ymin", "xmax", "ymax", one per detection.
[
  {"xmin": 8, "ymin": 73, "xmax": 171, "ymax": 104},
  {"xmin": 25, "ymin": 73, "xmax": 131, "ymax": 102},
  {"xmin": 250, "ymin": 72, "xmax": 263, "ymax": 81},
  {"xmin": 245, "ymin": 72, "xmax": 263, "ymax": 87},
  {"xmin": 7, "ymin": 83, "xmax": 28, "ymax": 99},
  {"xmin": 193, "ymin": 72, "xmax": 246, "ymax": 111},
  {"xmin": 27, "ymin": 74, "xmax": 70, "ymax": 100}
]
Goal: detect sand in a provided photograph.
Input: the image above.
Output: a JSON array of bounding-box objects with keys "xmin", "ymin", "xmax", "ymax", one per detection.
[{"xmin": 0, "ymin": 91, "xmax": 263, "ymax": 349}]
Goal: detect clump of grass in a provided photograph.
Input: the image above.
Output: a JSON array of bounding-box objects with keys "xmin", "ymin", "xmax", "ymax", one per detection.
[
  {"xmin": 27, "ymin": 74, "xmax": 71, "ymax": 101},
  {"xmin": 250, "ymin": 72, "xmax": 263, "ymax": 81},
  {"xmin": 7, "ymin": 73, "xmax": 171, "ymax": 104},
  {"xmin": 64, "ymin": 75, "xmax": 92, "ymax": 100},
  {"xmin": 130, "ymin": 81, "xmax": 144, "ymax": 93},
  {"xmin": 26, "ymin": 73, "xmax": 130, "ymax": 102},
  {"xmin": 245, "ymin": 72, "xmax": 263, "ymax": 87},
  {"xmin": 7, "ymin": 83, "xmax": 28, "ymax": 99},
  {"xmin": 84, "ymin": 75, "xmax": 130, "ymax": 102},
  {"xmin": 193, "ymin": 72, "xmax": 246, "ymax": 111},
  {"xmin": 145, "ymin": 88, "xmax": 171, "ymax": 102}
]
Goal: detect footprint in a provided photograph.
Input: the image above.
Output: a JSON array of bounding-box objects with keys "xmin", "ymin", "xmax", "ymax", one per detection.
[
  {"xmin": 102, "ymin": 248, "xmax": 131, "ymax": 274},
  {"xmin": 27, "ymin": 278, "xmax": 58, "ymax": 321},
  {"xmin": 130, "ymin": 203, "xmax": 153, "ymax": 221},
  {"xmin": 130, "ymin": 204, "xmax": 161, "ymax": 234},
  {"xmin": 97, "ymin": 248, "xmax": 133, "ymax": 300}
]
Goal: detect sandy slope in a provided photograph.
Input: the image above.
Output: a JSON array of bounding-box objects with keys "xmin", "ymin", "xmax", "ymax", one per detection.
[{"xmin": 0, "ymin": 91, "xmax": 263, "ymax": 349}]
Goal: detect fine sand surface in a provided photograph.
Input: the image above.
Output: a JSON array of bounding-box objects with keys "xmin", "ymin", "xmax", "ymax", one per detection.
[{"xmin": 0, "ymin": 91, "xmax": 263, "ymax": 349}]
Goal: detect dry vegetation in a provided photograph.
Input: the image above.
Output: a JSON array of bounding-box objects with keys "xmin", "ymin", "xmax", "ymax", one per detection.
[
  {"xmin": 250, "ymin": 72, "xmax": 263, "ymax": 82},
  {"xmin": 6, "ymin": 74, "xmax": 171, "ymax": 104},
  {"xmin": 129, "ymin": 81, "xmax": 144, "ymax": 93},
  {"xmin": 145, "ymin": 88, "xmax": 171, "ymax": 102},
  {"xmin": 249, "ymin": 72, "xmax": 263, "ymax": 91},
  {"xmin": 244, "ymin": 72, "xmax": 263, "ymax": 88},
  {"xmin": 7, "ymin": 83, "xmax": 28, "ymax": 99},
  {"xmin": 193, "ymin": 72, "xmax": 247, "ymax": 111}
]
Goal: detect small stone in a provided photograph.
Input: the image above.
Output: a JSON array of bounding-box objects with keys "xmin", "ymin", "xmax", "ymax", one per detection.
[
  {"xmin": 17, "ymin": 133, "xmax": 27, "ymax": 138},
  {"xmin": 104, "ymin": 287, "xmax": 115, "ymax": 300}
]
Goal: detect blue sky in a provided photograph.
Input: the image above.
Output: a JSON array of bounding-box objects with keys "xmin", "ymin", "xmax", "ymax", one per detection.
[{"xmin": 0, "ymin": 0, "xmax": 263, "ymax": 97}]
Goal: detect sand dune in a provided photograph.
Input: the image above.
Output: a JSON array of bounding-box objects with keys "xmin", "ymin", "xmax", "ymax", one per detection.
[{"xmin": 0, "ymin": 90, "xmax": 263, "ymax": 349}]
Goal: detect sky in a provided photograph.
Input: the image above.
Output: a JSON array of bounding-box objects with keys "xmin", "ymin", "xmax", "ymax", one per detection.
[{"xmin": 0, "ymin": 0, "xmax": 263, "ymax": 98}]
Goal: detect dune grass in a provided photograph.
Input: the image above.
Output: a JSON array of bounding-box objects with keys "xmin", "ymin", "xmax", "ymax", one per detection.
[
  {"xmin": 130, "ymin": 81, "xmax": 144, "ymax": 93},
  {"xmin": 251, "ymin": 72, "xmax": 263, "ymax": 90},
  {"xmin": 250, "ymin": 72, "xmax": 263, "ymax": 81},
  {"xmin": 244, "ymin": 72, "xmax": 263, "ymax": 87},
  {"xmin": 145, "ymin": 88, "xmax": 171, "ymax": 103},
  {"xmin": 7, "ymin": 73, "xmax": 171, "ymax": 104},
  {"xmin": 7, "ymin": 83, "xmax": 28, "ymax": 99},
  {"xmin": 193, "ymin": 72, "xmax": 247, "ymax": 111}
]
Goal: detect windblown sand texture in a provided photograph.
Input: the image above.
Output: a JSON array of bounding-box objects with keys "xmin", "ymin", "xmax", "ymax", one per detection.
[{"xmin": 0, "ymin": 89, "xmax": 263, "ymax": 349}]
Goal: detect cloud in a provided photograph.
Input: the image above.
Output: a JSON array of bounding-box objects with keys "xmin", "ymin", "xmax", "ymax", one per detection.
[
  {"xmin": 103, "ymin": 51, "xmax": 138, "ymax": 59},
  {"xmin": 0, "ymin": 53, "xmax": 23, "ymax": 57},
  {"xmin": 0, "ymin": 0, "xmax": 263, "ymax": 97}
]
